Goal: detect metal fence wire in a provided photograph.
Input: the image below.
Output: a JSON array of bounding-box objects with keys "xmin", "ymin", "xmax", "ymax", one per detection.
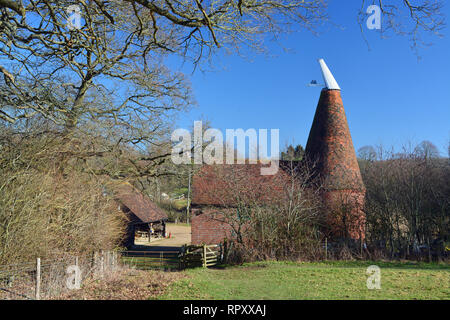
[
  {"xmin": 0, "ymin": 261, "xmax": 36, "ymax": 300},
  {"xmin": 0, "ymin": 251, "xmax": 119, "ymax": 300},
  {"xmin": 120, "ymin": 250, "xmax": 181, "ymax": 270},
  {"xmin": 0, "ymin": 246, "xmax": 226, "ymax": 300}
]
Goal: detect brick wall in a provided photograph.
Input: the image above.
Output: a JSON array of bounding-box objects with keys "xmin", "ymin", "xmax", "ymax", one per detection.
[
  {"xmin": 305, "ymin": 89, "xmax": 365, "ymax": 192},
  {"xmin": 191, "ymin": 209, "xmax": 233, "ymax": 245}
]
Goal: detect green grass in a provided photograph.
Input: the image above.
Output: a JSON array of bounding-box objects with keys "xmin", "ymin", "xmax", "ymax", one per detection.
[
  {"xmin": 158, "ymin": 260, "xmax": 450, "ymax": 300},
  {"xmin": 121, "ymin": 256, "xmax": 180, "ymax": 270},
  {"xmin": 172, "ymin": 199, "xmax": 188, "ymax": 210},
  {"xmin": 170, "ymin": 188, "xmax": 188, "ymax": 197}
]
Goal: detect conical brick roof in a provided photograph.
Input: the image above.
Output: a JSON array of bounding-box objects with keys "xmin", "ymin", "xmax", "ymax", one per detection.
[{"xmin": 305, "ymin": 88, "xmax": 365, "ymax": 192}]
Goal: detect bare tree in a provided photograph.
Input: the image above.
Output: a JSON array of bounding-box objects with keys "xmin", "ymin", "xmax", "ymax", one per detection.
[
  {"xmin": 194, "ymin": 161, "xmax": 322, "ymax": 262},
  {"xmin": 361, "ymin": 143, "xmax": 449, "ymax": 261},
  {"xmin": 0, "ymin": 128, "xmax": 126, "ymax": 264},
  {"xmin": 358, "ymin": 0, "xmax": 445, "ymax": 53},
  {"xmin": 415, "ymin": 140, "xmax": 440, "ymax": 159},
  {"xmin": 1, "ymin": 1, "xmax": 444, "ymax": 126},
  {"xmin": 358, "ymin": 145, "xmax": 377, "ymax": 162},
  {"xmin": 0, "ymin": 0, "xmax": 327, "ymax": 125},
  {"xmin": 0, "ymin": 0, "xmax": 326, "ymax": 183}
]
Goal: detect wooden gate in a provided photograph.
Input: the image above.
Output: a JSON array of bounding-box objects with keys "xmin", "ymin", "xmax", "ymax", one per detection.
[{"xmin": 179, "ymin": 244, "xmax": 222, "ymax": 268}]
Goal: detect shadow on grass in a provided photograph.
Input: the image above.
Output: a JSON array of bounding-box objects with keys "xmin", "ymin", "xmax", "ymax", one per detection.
[
  {"xmin": 315, "ymin": 260, "xmax": 450, "ymax": 270},
  {"xmin": 207, "ymin": 260, "xmax": 450, "ymax": 271}
]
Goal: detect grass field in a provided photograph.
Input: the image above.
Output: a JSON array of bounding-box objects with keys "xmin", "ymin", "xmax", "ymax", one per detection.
[{"xmin": 158, "ymin": 260, "xmax": 450, "ymax": 300}]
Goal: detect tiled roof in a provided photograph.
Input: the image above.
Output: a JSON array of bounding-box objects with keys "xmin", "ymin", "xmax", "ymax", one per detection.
[
  {"xmin": 114, "ymin": 183, "xmax": 167, "ymax": 223},
  {"xmin": 192, "ymin": 163, "xmax": 290, "ymax": 206}
]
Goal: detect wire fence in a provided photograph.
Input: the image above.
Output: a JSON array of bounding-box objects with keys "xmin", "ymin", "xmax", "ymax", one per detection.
[
  {"xmin": 0, "ymin": 251, "xmax": 120, "ymax": 300},
  {"xmin": 1, "ymin": 248, "xmax": 205, "ymax": 300},
  {"xmin": 120, "ymin": 250, "xmax": 181, "ymax": 270},
  {"xmin": 0, "ymin": 248, "xmax": 198, "ymax": 300},
  {"xmin": 0, "ymin": 261, "xmax": 36, "ymax": 300}
]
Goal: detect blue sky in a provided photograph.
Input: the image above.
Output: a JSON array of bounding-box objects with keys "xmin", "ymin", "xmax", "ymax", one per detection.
[{"xmin": 174, "ymin": 1, "xmax": 450, "ymax": 156}]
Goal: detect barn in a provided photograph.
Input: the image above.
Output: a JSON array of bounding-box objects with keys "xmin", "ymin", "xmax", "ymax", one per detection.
[
  {"xmin": 114, "ymin": 183, "xmax": 168, "ymax": 248},
  {"xmin": 190, "ymin": 163, "xmax": 291, "ymax": 245}
]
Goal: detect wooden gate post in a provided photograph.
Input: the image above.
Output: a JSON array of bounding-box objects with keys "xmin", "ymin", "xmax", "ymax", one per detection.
[
  {"xmin": 202, "ymin": 244, "xmax": 207, "ymax": 268},
  {"xmin": 223, "ymin": 239, "xmax": 228, "ymax": 263},
  {"xmin": 179, "ymin": 244, "xmax": 186, "ymax": 270},
  {"xmin": 35, "ymin": 258, "xmax": 41, "ymax": 300}
]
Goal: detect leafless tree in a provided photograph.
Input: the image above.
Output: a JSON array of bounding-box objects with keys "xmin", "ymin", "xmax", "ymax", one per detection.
[
  {"xmin": 358, "ymin": 0, "xmax": 445, "ymax": 53},
  {"xmin": 0, "ymin": 0, "xmax": 327, "ymax": 125},
  {"xmin": 361, "ymin": 142, "xmax": 449, "ymax": 261},
  {"xmin": 196, "ymin": 161, "xmax": 322, "ymax": 262},
  {"xmin": 358, "ymin": 145, "xmax": 377, "ymax": 162},
  {"xmin": 1, "ymin": 1, "xmax": 443, "ymax": 126},
  {"xmin": 0, "ymin": 128, "xmax": 126, "ymax": 264}
]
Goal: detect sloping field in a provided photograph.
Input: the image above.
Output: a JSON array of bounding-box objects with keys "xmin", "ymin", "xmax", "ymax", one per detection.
[{"xmin": 159, "ymin": 260, "xmax": 450, "ymax": 300}]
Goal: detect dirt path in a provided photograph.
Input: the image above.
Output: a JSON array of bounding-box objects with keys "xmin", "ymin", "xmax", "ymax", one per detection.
[{"xmin": 135, "ymin": 223, "xmax": 191, "ymax": 247}]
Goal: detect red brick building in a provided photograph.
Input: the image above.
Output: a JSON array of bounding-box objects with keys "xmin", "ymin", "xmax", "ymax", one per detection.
[
  {"xmin": 191, "ymin": 59, "xmax": 366, "ymax": 244},
  {"xmin": 304, "ymin": 60, "xmax": 365, "ymax": 239},
  {"xmin": 304, "ymin": 88, "xmax": 366, "ymax": 240},
  {"xmin": 190, "ymin": 163, "xmax": 289, "ymax": 245}
]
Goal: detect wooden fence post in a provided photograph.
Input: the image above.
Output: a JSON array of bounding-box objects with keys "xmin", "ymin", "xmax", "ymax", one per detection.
[
  {"xmin": 107, "ymin": 251, "xmax": 111, "ymax": 271},
  {"xmin": 202, "ymin": 244, "xmax": 207, "ymax": 268},
  {"xmin": 325, "ymin": 238, "xmax": 328, "ymax": 260},
  {"xmin": 94, "ymin": 251, "xmax": 99, "ymax": 277},
  {"xmin": 100, "ymin": 250, "xmax": 104, "ymax": 277},
  {"xmin": 35, "ymin": 258, "xmax": 41, "ymax": 300}
]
